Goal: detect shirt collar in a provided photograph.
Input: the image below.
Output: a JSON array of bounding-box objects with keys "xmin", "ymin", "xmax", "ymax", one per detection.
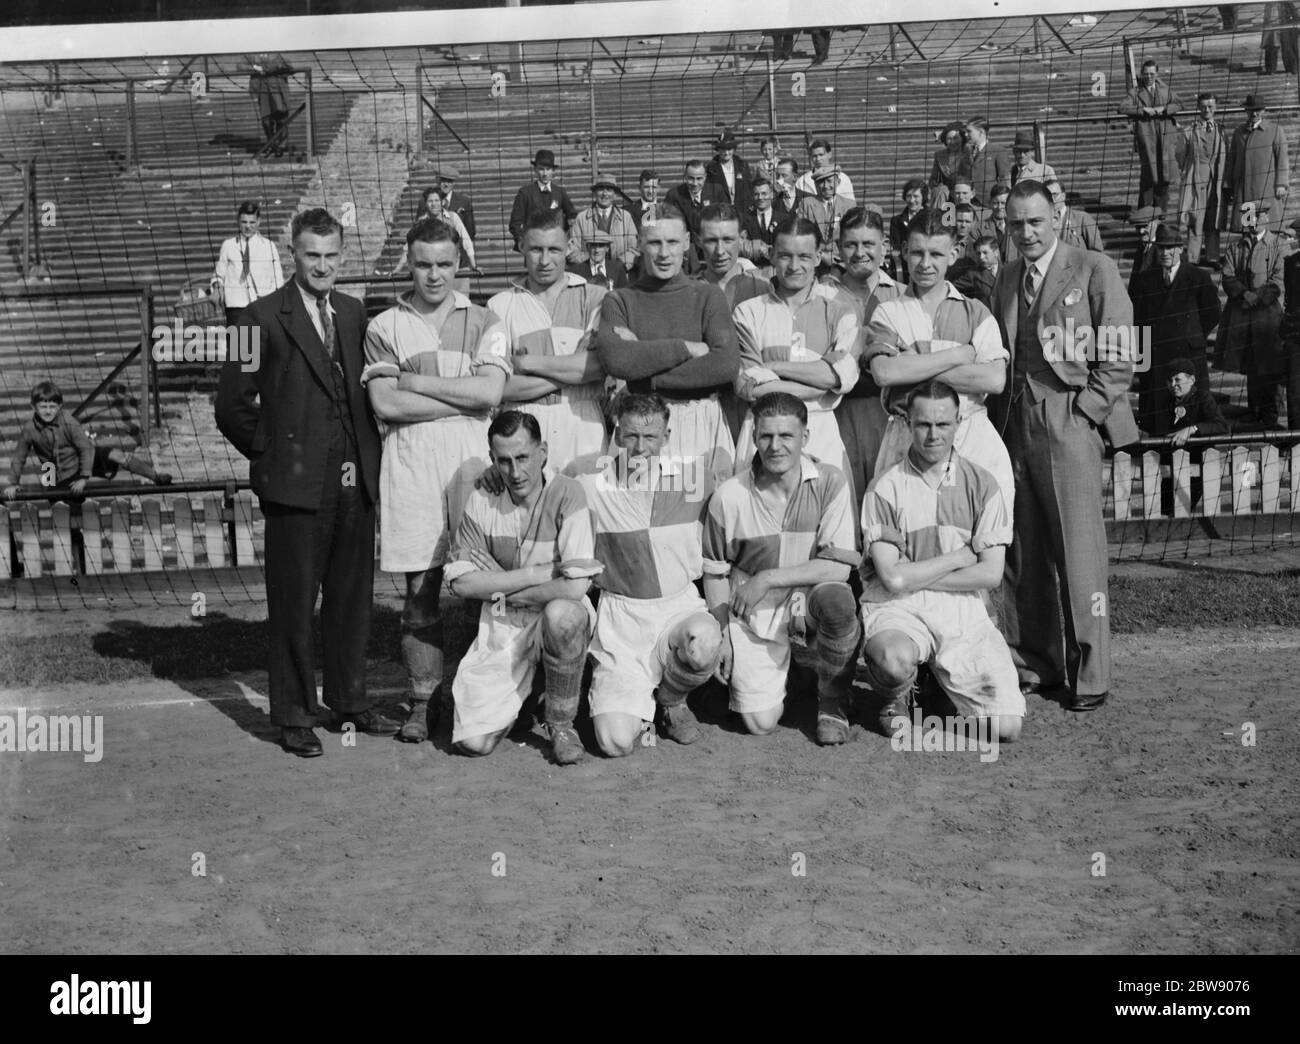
[
  {"xmin": 396, "ymin": 288, "xmax": 470, "ymax": 313},
  {"xmin": 510, "ymin": 272, "xmax": 587, "ymax": 294},
  {"xmin": 749, "ymin": 453, "xmax": 820, "ymax": 485},
  {"xmin": 296, "ymin": 280, "xmax": 333, "ymax": 314},
  {"xmin": 902, "ymin": 280, "xmax": 966, "ymax": 302},
  {"xmin": 1027, "ymin": 238, "xmax": 1061, "ymax": 280}
]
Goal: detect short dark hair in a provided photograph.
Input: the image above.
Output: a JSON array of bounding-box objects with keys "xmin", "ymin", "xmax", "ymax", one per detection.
[
  {"xmin": 901, "ymin": 177, "xmax": 928, "ymax": 202},
  {"xmin": 954, "ymin": 203, "xmax": 976, "ymax": 218},
  {"xmin": 647, "ymin": 206, "xmax": 688, "ymax": 233},
  {"xmin": 31, "ymin": 380, "xmax": 62, "ymax": 405},
  {"xmin": 1141, "ymin": 58, "xmax": 1157, "ymax": 69},
  {"xmin": 952, "ymin": 176, "xmax": 974, "ymax": 191},
  {"xmin": 684, "ymin": 159, "xmax": 706, "ymax": 174},
  {"xmin": 237, "ymin": 200, "xmax": 260, "ymax": 218},
  {"xmin": 777, "ymin": 156, "xmax": 799, "ymax": 175},
  {"xmin": 907, "ymin": 379, "xmax": 960, "ymax": 413},
  {"xmin": 522, "ymin": 210, "xmax": 568, "ymax": 238},
  {"xmin": 700, "ymin": 202, "xmax": 740, "ymax": 227},
  {"xmin": 751, "ymin": 177, "xmax": 773, "ymax": 192},
  {"xmin": 752, "ymin": 391, "xmax": 808, "ymax": 427},
  {"xmin": 974, "ymin": 234, "xmax": 998, "ymax": 251},
  {"xmin": 808, "ymin": 138, "xmax": 832, "ymax": 154},
  {"xmin": 762, "ymin": 135, "xmax": 780, "ymax": 148},
  {"xmin": 616, "ymin": 392, "xmax": 671, "ymax": 426},
  {"xmin": 773, "ymin": 214, "xmax": 823, "ymax": 248},
  {"xmin": 420, "ymin": 186, "xmax": 439, "ymax": 206},
  {"xmin": 840, "ymin": 206, "xmax": 884, "ymax": 239},
  {"xmin": 406, "ymin": 215, "xmax": 461, "ymax": 251},
  {"xmin": 1196, "ymin": 91, "xmax": 1216, "ymax": 103},
  {"xmin": 965, "ymin": 116, "xmax": 989, "ymax": 134},
  {"xmin": 1007, "ymin": 179, "xmax": 1055, "ymax": 214},
  {"xmin": 989, "ymin": 183, "xmax": 1011, "ymax": 201},
  {"xmin": 906, "ymin": 208, "xmax": 956, "ymax": 243},
  {"xmin": 488, "ymin": 409, "xmax": 542, "ymax": 445},
  {"xmin": 291, "ymin": 207, "xmax": 343, "ymax": 243}
]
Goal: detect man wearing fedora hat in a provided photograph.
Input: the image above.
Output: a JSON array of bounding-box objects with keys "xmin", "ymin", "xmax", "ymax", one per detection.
[
  {"xmin": 568, "ymin": 229, "xmax": 628, "ymax": 291},
  {"xmin": 1130, "ymin": 224, "xmax": 1222, "ymax": 430},
  {"xmin": 433, "ymin": 166, "xmax": 476, "ymax": 242},
  {"xmin": 705, "ymin": 131, "xmax": 754, "ymax": 213},
  {"xmin": 797, "ymin": 165, "xmax": 855, "ymax": 269},
  {"xmin": 1127, "ymin": 204, "xmax": 1164, "ymax": 294},
  {"xmin": 1009, "ymin": 130, "xmax": 1056, "ymax": 187},
  {"xmin": 1120, "ymin": 59, "xmax": 1183, "ymax": 212},
  {"xmin": 509, "ymin": 149, "xmax": 578, "ymax": 251},
  {"xmin": 1225, "ymin": 95, "xmax": 1291, "ymax": 233},
  {"xmin": 569, "ymin": 176, "xmax": 639, "ymax": 270},
  {"xmin": 1221, "ymin": 200, "xmax": 1288, "ymax": 428}
]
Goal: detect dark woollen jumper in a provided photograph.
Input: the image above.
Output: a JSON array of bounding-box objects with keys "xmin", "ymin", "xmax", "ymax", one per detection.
[{"xmin": 594, "ymin": 271, "xmax": 740, "ymax": 398}]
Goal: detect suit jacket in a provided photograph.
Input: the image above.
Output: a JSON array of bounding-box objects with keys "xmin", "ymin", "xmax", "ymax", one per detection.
[
  {"xmin": 1130, "ymin": 261, "xmax": 1222, "ymax": 368},
  {"xmin": 1058, "ymin": 208, "xmax": 1106, "ymax": 253},
  {"xmin": 705, "ymin": 156, "xmax": 754, "ymax": 211},
  {"xmin": 568, "ymin": 205, "xmax": 640, "ymax": 267},
  {"xmin": 989, "ymin": 241, "xmax": 1140, "ymax": 448},
  {"xmin": 967, "ymin": 143, "xmax": 1012, "ymax": 204},
  {"xmin": 568, "ymin": 257, "xmax": 629, "ymax": 291},
  {"xmin": 442, "ymin": 190, "xmax": 476, "ymax": 241},
  {"xmin": 508, "ymin": 181, "xmax": 579, "ymax": 246},
  {"xmin": 1225, "ymin": 119, "xmax": 1290, "ymax": 228},
  {"xmin": 215, "ymin": 282, "xmax": 381, "ymax": 510},
  {"xmin": 663, "ymin": 183, "xmax": 725, "ymax": 242},
  {"xmin": 741, "ymin": 207, "xmax": 781, "ymax": 261},
  {"xmin": 1177, "ymin": 117, "xmax": 1227, "ymax": 222}
]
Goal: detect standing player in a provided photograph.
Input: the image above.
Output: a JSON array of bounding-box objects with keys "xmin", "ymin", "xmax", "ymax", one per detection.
[
  {"xmin": 820, "ymin": 207, "xmax": 904, "ymax": 503},
  {"xmin": 859, "ymin": 381, "xmax": 1024, "ymax": 741},
  {"xmin": 594, "ymin": 211, "xmax": 740, "ymax": 483},
  {"xmin": 703, "ymin": 392, "xmax": 862, "ymax": 745},
  {"xmin": 445, "ymin": 411, "xmax": 599, "ymax": 764},
  {"xmin": 866, "ymin": 208, "xmax": 1013, "ymax": 517},
  {"xmin": 362, "ymin": 217, "xmax": 511, "ymax": 742},
  {"xmin": 579, "ymin": 393, "xmax": 725, "ymax": 756},
  {"xmin": 732, "ymin": 217, "xmax": 861, "ymax": 497},
  {"xmin": 490, "ymin": 212, "xmax": 608, "ymax": 476}
]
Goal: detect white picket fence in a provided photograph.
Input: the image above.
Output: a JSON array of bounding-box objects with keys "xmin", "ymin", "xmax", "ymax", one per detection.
[{"xmin": 2, "ymin": 444, "xmax": 1297, "ymax": 578}]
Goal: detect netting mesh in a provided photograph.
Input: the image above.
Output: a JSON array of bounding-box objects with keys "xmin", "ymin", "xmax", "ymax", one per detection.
[{"xmin": 1, "ymin": 5, "xmax": 1297, "ymax": 609}]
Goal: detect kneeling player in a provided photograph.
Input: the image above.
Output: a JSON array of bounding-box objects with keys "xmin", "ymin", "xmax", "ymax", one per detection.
[
  {"xmin": 859, "ymin": 381, "xmax": 1024, "ymax": 742},
  {"xmin": 703, "ymin": 392, "xmax": 862, "ymax": 745},
  {"xmin": 579, "ymin": 392, "xmax": 724, "ymax": 756},
  {"xmin": 445, "ymin": 411, "xmax": 602, "ymax": 765}
]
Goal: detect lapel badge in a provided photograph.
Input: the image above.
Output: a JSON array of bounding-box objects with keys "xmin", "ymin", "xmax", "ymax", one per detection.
[{"xmin": 1063, "ymin": 288, "xmax": 1083, "ymax": 306}]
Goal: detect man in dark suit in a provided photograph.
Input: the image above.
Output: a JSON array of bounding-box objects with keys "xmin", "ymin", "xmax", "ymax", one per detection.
[
  {"xmin": 740, "ymin": 178, "xmax": 781, "ymax": 262},
  {"xmin": 216, "ymin": 207, "xmax": 394, "ymax": 757},
  {"xmin": 1130, "ymin": 225, "xmax": 1222, "ymax": 430},
  {"xmin": 705, "ymin": 131, "xmax": 754, "ymax": 213},
  {"xmin": 568, "ymin": 230, "xmax": 628, "ymax": 290},
  {"xmin": 989, "ymin": 181, "xmax": 1139, "ymax": 714},
  {"xmin": 435, "ymin": 165, "xmax": 476, "ymax": 241},
  {"xmin": 508, "ymin": 149, "xmax": 579, "ymax": 250}
]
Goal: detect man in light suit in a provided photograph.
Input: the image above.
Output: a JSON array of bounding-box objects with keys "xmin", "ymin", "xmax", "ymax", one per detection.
[
  {"xmin": 1176, "ymin": 92, "xmax": 1226, "ymax": 265},
  {"xmin": 216, "ymin": 207, "xmax": 394, "ymax": 757},
  {"xmin": 989, "ymin": 181, "xmax": 1138, "ymax": 714}
]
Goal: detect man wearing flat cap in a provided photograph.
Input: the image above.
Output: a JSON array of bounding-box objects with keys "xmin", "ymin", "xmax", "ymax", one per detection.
[
  {"xmin": 1127, "ymin": 204, "xmax": 1164, "ymax": 293},
  {"xmin": 1120, "ymin": 58, "xmax": 1183, "ymax": 212},
  {"xmin": 796, "ymin": 165, "xmax": 854, "ymax": 269},
  {"xmin": 1225, "ymin": 94, "xmax": 1291, "ymax": 233},
  {"xmin": 434, "ymin": 166, "xmax": 476, "ymax": 241},
  {"xmin": 509, "ymin": 148, "xmax": 578, "ymax": 251},
  {"xmin": 568, "ymin": 176, "xmax": 640, "ymax": 270},
  {"xmin": 1009, "ymin": 130, "xmax": 1056, "ymax": 187},
  {"xmin": 705, "ymin": 131, "xmax": 754, "ymax": 212},
  {"xmin": 1130, "ymin": 224, "xmax": 1222, "ymax": 429},
  {"xmin": 1221, "ymin": 198, "xmax": 1288, "ymax": 427},
  {"xmin": 568, "ymin": 230, "xmax": 628, "ymax": 291}
]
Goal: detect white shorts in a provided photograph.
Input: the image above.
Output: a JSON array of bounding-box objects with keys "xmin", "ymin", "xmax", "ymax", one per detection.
[
  {"xmin": 451, "ymin": 599, "xmax": 596, "ymax": 743},
  {"xmin": 861, "ymin": 590, "xmax": 1025, "ymax": 718},
  {"xmin": 875, "ymin": 409, "xmax": 1014, "ymax": 517},
  {"xmin": 588, "ymin": 585, "xmax": 709, "ymax": 721},
  {"xmin": 735, "ymin": 407, "xmax": 850, "ymax": 494},
  {"xmin": 658, "ymin": 395, "xmax": 735, "ymax": 487},
  {"xmin": 726, "ymin": 617, "xmax": 798, "ymax": 716},
  {"xmin": 379, "ymin": 415, "xmax": 488, "ymax": 573},
  {"xmin": 516, "ymin": 394, "xmax": 607, "ymax": 477}
]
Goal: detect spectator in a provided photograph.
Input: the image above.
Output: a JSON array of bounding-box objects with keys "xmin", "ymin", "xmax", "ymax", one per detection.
[
  {"xmin": 417, "ymin": 189, "xmax": 477, "ymax": 270},
  {"xmin": 740, "ymin": 177, "xmax": 781, "ymax": 262},
  {"xmin": 211, "ymin": 200, "xmax": 286, "ymax": 325},
  {"xmin": 930, "ymin": 121, "xmax": 973, "ymax": 208},
  {"xmin": 1147, "ymin": 359, "xmax": 1230, "ymax": 516},
  {"xmin": 951, "ymin": 233, "xmax": 1001, "ymax": 308},
  {"xmin": 1009, "ymin": 130, "xmax": 1056, "ymax": 185},
  {"xmin": 1225, "ymin": 95, "xmax": 1290, "ymax": 234},
  {"xmin": 755, "ymin": 135, "xmax": 782, "ymax": 185},
  {"xmin": 246, "ymin": 52, "xmax": 291, "ymax": 156},
  {"xmin": 1262, "ymin": 2, "xmax": 1300, "ymax": 74},
  {"xmin": 980, "ymin": 183, "xmax": 1017, "ymax": 262},
  {"xmin": 1119, "ymin": 59, "xmax": 1183, "ymax": 212},
  {"xmin": 433, "ymin": 165, "xmax": 476, "ymax": 241},
  {"xmin": 1176, "ymin": 92, "xmax": 1227, "ymax": 266},
  {"xmin": 1221, "ymin": 203, "xmax": 1287, "ymax": 428},
  {"xmin": 1130, "ymin": 225, "xmax": 1221, "ymax": 429},
  {"xmin": 1045, "ymin": 178, "xmax": 1105, "ymax": 253},
  {"xmin": 774, "ymin": 157, "xmax": 807, "ymax": 216},
  {"xmin": 1127, "ymin": 204, "xmax": 1164, "ymax": 293},
  {"xmin": 568, "ymin": 229, "xmax": 628, "ymax": 291},
  {"xmin": 953, "ymin": 203, "xmax": 980, "ymax": 258},
  {"xmin": 5, "ymin": 380, "xmax": 170, "ymax": 502},
  {"xmin": 705, "ymin": 131, "xmax": 754, "ymax": 212},
  {"xmin": 508, "ymin": 149, "xmax": 578, "ymax": 250},
  {"xmin": 568, "ymin": 176, "xmax": 640, "ymax": 270},
  {"xmin": 795, "ymin": 139, "xmax": 855, "ymax": 200},
  {"xmin": 628, "ymin": 169, "xmax": 665, "ymax": 231},
  {"xmin": 664, "ymin": 159, "xmax": 723, "ymax": 262},
  {"xmin": 797, "ymin": 165, "xmax": 854, "ymax": 269},
  {"xmin": 888, "ymin": 178, "xmax": 928, "ymax": 281},
  {"xmin": 951, "ymin": 178, "xmax": 988, "ymax": 225},
  {"xmin": 964, "ymin": 116, "xmax": 1012, "ymax": 205}
]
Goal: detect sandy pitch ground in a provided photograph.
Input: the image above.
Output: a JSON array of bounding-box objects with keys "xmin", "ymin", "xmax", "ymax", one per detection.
[{"xmin": 1, "ymin": 624, "xmax": 1298, "ymax": 955}]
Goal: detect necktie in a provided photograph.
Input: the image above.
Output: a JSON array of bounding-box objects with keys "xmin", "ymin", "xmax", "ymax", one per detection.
[
  {"xmin": 1163, "ymin": 270, "xmax": 1173, "ymax": 287},
  {"xmin": 1023, "ymin": 263, "xmax": 1039, "ymax": 306},
  {"xmin": 593, "ymin": 266, "xmax": 605, "ymax": 281},
  {"xmin": 240, "ymin": 240, "xmax": 250, "ymax": 281},
  {"xmin": 316, "ymin": 293, "xmax": 335, "ymax": 361}
]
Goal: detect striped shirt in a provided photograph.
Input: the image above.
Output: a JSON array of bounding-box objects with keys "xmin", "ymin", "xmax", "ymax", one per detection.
[
  {"xmin": 859, "ymin": 450, "xmax": 1011, "ymax": 604},
  {"xmin": 488, "ymin": 274, "xmax": 606, "ymax": 409},
  {"xmin": 864, "ymin": 281, "xmax": 1007, "ymax": 417},
  {"xmin": 697, "ymin": 260, "xmax": 768, "ymax": 310},
  {"xmin": 577, "ymin": 453, "xmax": 712, "ymax": 600},
  {"xmin": 361, "ymin": 291, "xmax": 510, "ymax": 433},
  {"xmin": 820, "ymin": 270, "xmax": 904, "ymax": 399},
  {"xmin": 444, "ymin": 470, "xmax": 593, "ymax": 586},
  {"xmin": 703, "ymin": 455, "xmax": 858, "ymax": 640},
  {"xmin": 732, "ymin": 281, "xmax": 860, "ymax": 411}
]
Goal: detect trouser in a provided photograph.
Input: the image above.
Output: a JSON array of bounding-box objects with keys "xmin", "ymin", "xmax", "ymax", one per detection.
[
  {"xmin": 1183, "ymin": 199, "xmax": 1221, "ymax": 263},
  {"xmin": 1001, "ymin": 390, "xmax": 1111, "ymax": 697},
  {"xmin": 261, "ymin": 429, "xmax": 375, "ymax": 727}
]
